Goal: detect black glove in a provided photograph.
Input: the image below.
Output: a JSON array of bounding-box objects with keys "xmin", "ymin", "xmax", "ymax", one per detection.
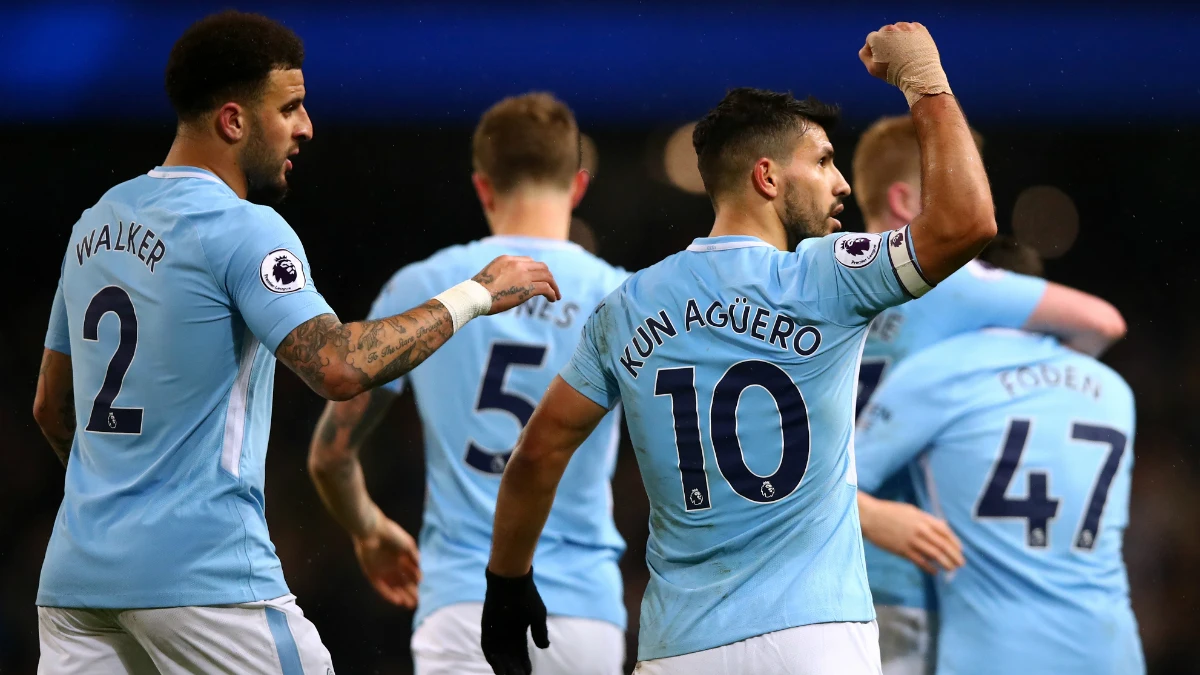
[{"xmin": 481, "ymin": 567, "xmax": 550, "ymax": 675}]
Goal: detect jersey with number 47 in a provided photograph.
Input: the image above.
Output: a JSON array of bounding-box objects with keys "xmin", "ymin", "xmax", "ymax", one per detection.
[
  {"xmin": 561, "ymin": 227, "xmax": 929, "ymax": 661},
  {"xmin": 856, "ymin": 330, "xmax": 1144, "ymax": 675},
  {"xmin": 40, "ymin": 167, "xmax": 334, "ymax": 609},
  {"xmin": 366, "ymin": 235, "xmax": 631, "ymax": 631}
]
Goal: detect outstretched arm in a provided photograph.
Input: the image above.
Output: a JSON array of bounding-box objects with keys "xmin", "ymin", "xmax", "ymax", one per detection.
[
  {"xmin": 860, "ymin": 22, "xmax": 997, "ymax": 286},
  {"xmin": 277, "ymin": 255, "xmax": 560, "ymax": 401},
  {"xmin": 308, "ymin": 388, "xmax": 421, "ymax": 608},
  {"xmin": 33, "ymin": 349, "xmax": 75, "ymax": 467},
  {"xmin": 1026, "ymin": 282, "xmax": 1126, "ymax": 356},
  {"xmin": 858, "ymin": 491, "xmax": 963, "ymax": 575}
]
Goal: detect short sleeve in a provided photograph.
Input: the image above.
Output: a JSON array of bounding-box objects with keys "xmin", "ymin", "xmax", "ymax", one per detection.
[
  {"xmin": 45, "ymin": 274, "xmax": 71, "ymax": 355},
  {"xmin": 206, "ymin": 207, "xmax": 335, "ymax": 353},
  {"xmin": 854, "ymin": 358, "xmax": 952, "ymax": 493},
  {"xmin": 560, "ymin": 305, "xmax": 621, "ymax": 410},
  {"xmin": 365, "ymin": 264, "xmax": 436, "ymax": 395},
  {"xmin": 951, "ymin": 260, "xmax": 1047, "ymax": 330},
  {"xmin": 790, "ymin": 225, "xmax": 932, "ymax": 326}
]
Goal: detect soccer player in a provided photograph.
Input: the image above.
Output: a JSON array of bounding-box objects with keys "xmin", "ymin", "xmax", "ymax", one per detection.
[
  {"xmin": 482, "ymin": 22, "xmax": 996, "ymax": 675},
  {"xmin": 31, "ymin": 12, "xmax": 557, "ymax": 674},
  {"xmin": 854, "ymin": 320, "xmax": 1145, "ymax": 674},
  {"xmin": 307, "ymin": 92, "xmax": 630, "ymax": 675},
  {"xmin": 850, "ymin": 115, "xmax": 1127, "ymax": 675}
]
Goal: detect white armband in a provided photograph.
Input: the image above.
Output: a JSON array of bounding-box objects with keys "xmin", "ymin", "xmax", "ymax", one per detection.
[
  {"xmin": 887, "ymin": 226, "xmax": 934, "ymax": 298},
  {"xmin": 434, "ymin": 280, "xmax": 493, "ymax": 333}
]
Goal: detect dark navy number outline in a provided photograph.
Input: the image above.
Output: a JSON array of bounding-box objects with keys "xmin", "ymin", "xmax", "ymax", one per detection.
[
  {"xmin": 974, "ymin": 418, "xmax": 1127, "ymax": 551},
  {"xmin": 82, "ymin": 286, "xmax": 144, "ymax": 435},
  {"xmin": 655, "ymin": 359, "xmax": 811, "ymax": 510},
  {"xmin": 464, "ymin": 342, "xmax": 548, "ymax": 475}
]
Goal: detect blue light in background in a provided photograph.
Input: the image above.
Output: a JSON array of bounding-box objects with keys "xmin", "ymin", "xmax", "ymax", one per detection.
[{"xmin": 0, "ymin": 2, "xmax": 1192, "ymax": 126}]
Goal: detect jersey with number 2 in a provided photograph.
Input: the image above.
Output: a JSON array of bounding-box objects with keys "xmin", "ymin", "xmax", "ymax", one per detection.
[
  {"xmin": 562, "ymin": 228, "xmax": 930, "ymax": 660},
  {"xmin": 856, "ymin": 330, "xmax": 1143, "ymax": 675},
  {"xmin": 40, "ymin": 167, "xmax": 334, "ymax": 609}
]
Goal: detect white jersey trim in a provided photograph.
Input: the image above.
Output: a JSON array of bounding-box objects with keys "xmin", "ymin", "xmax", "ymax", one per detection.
[
  {"xmin": 221, "ymin": 329, "xmax": 259, "ymax": 477},
  {"xmin": 886, "ymin": 225, "xmax": 934, "ymax": 298},
  {"xmin": 686, "ymin": 239, "xmax": 774, "ymax": 253},
  {"xmin": 146, "ymin": 169, "xmax": 228, "ymax": 186},
  {"xmin": 480, "ymin": 235, "xmax": 583, "ymax": 251}
]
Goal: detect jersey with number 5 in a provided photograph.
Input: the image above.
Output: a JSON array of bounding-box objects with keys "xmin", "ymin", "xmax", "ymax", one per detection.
[
  {"xmin": 366, "ymin": 235, "xmax": 630, "ymax": 631},
  {"xmin": 40, "ymin": 167, "xmax": 334, "ymax": 609},
  {"xmin": 856, "ymin": 330, "xmax": 1143, "ymax": 675},
  {"xmin": 561, "ymin": 228, "xmax": 929, "ymax": 661}
]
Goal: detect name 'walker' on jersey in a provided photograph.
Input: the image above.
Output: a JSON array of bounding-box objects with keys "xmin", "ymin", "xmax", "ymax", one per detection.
[
  {"xmin": 856, "ymin": 330, "xmax": 1144, "ymax": 675},
  {"xmin": 41, "ymin": 168, "xmax": 334, "ymax": 608},
  {"xmin": 857, "ymin": 260, "xmax": 1048, "ymax": 609},
  {"xmin": 367, "ymin": 235, "xmax": 631, "ymax": 631},
  {"xmin": 560, "ymin": 226, "xmax": 930, "ymax": 661}
]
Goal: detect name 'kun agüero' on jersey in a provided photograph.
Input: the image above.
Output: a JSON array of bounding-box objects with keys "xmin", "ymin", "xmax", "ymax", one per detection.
[{"xmin": 618, "ymin": 297, "xmax": 824, "ymax": 378}]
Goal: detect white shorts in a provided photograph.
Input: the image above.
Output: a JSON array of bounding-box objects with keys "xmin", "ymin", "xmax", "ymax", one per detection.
[
  {"xmin": 37, "ymin": 593, "xmax": 334, "ymax": 675},
  {"xmin": 875, "ymin": 606, "xmax": 935, "ymax": 675},
  {"xmin": 633, "ymin": 621, "xmax": 881, "ymax": 675},
  {"xmin": 411, "ymin": 602, "xmax": 625, "ymax": 675}
]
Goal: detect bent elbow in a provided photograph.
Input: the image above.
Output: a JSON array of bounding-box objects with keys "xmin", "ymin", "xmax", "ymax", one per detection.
[
  {"xmin": 320, "ymin": 367, "xmax": 367, "ymax": 402},
  {"xmin": 32, "ymin": 398, "xmax": 52, "ymax": 432},
  {"xmin": 1100, "ymin": 305, "xmax": 1128, "ymax": 342}
]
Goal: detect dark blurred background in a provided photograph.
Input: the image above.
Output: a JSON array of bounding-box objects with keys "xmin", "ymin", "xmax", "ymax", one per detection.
[{"xmin": 1, "ymin": 2, "xmax": 1197, "ymax": 673}]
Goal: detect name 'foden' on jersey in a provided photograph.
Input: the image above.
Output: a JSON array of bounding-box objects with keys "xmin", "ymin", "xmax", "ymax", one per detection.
[
  {"xmin": 619, "ymin": 297, "xmax": 823, "ymax": 378},
  {"xmin": 74, "ymin": 221, "xmax": 167, "ymax": 273}
]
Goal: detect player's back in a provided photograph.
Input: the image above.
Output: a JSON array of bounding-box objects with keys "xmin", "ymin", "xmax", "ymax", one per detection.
[
  {"xmin": 565, "ymin": 231, "xmax": 921, "ymax": 660},
  {"xmin": 858, "ymin": 260, "xmax": 1047, "ymax": 609},
  {"xmin": 898, "ymin": 330, "xmax": 1143, "ymax": 674},
  {"xmin": 367, "ymin": 235, "xmax": 630, "ymax": 629},
  {"xmin": 41, "ymin": 168, "xmax": 330, "ymax": 608}
]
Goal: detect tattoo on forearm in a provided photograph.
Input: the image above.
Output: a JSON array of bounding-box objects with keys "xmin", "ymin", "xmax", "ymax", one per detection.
[{"xmin": 278, "ymin": 301, "xmax": 453, "ymax": 397}]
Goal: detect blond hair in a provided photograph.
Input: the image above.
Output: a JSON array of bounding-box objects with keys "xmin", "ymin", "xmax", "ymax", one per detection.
[
  {"xmin": 853, "ymin": 115, "xmax": 983, "ymax": 221},
  {"xmin": 472, "ymin": 92, "xmax": 580, "ymax": 193}
]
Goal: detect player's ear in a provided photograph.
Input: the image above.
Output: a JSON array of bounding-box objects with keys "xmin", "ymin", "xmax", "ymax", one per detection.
[
  {"xmin": 570, "ymin": 169, "xmax": 591, "ymax": 209},
  {"xmin": 886, "ymin": 180, "xmax": 920, "ymax": 224},
  {"xmin": 215, "ymin": 103, "xmax": 247, "ymax": 145},
  {"xmin": 751, "ymin": 158, "xmax": 779, "ymax": 200},
  {"xmin": 472, "ymin": 173, "xmax": 496, "ymax": 213}
]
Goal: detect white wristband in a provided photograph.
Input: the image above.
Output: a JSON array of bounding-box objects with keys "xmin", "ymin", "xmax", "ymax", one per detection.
[{"xmin": 434, "ymin": 280, "xmax": 493, "ymax": 333}]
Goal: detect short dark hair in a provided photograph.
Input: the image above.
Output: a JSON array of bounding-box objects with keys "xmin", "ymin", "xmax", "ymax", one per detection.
[
  {"xmin": 165, "ymin": 11, "xmax": 305, "ymax": 123},
  {"xmin": 977, "ymin": 234, "xmax": 1044, "ymax": 277},
  {"xmin": 473, "ymin": 92, "xmax": 581, "ymax": 193},
  {"xmin": 692, "ymin": 88, "xmax": 840, "ymax": 200}
]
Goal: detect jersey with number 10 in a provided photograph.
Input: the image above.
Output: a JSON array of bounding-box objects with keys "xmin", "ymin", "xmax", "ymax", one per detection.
[
  {"xmin": 367, "ymin": 236, "xmax": 631, "ymax": 631},
  {"xmin": 40, "ymin": 167, "xmax": 333, "ymax": 608},
  {"xmin": 857, "ymin": 260, "xmax": 1047, "ymax": 609},
  {"xmin": 856, "ymin": 330, "xmax": 1144, "ymax": 674},
  {"xmin": 562, "ymin": 227, "xmax": 930, "ymax": 660}
]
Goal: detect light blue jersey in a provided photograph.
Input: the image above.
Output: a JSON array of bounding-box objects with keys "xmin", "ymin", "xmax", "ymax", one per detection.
[
  {"xmin": 856, "ymin": 330, "xmax": 1144, "ymax": 675},
  {"xmin": 367, "ymin": 235, "xmax": 630, "ymax": 630},
  {"xmin": 858, "ymin": 260, "xmax": 1047, "ymax": 609},
  {"xmin": 562, "ymin": 227, "xmax": 930, "ymax": 660},
  {"xmin": 40, "ymin": 167, "xmax": 334, "ymax": 608}
]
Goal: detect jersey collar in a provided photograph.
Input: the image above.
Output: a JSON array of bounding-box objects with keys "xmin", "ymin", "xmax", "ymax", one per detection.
[
  {"xmin": 147, "ymin": 166, "xmax": 235, "ymax": 193},
  {"xmin": 686, "ymin": 235, "xmax": 775, "ymax": 252},
  {"xmin": 480, "ymin": 235, "xmax": 583, "ymax": 251}
]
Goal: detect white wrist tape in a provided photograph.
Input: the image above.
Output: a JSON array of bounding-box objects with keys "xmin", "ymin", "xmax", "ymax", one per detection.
[
  {"xmin": 434, "ymin": 280, "xmax": 493, "ymax": 333},
  {"xmin": 868, "ymin": 26, "xmax": 953, "ymax": 107}
]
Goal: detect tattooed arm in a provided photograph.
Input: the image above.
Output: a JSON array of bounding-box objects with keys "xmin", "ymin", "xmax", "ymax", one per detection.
[
  {"xmin": 33, "ymin": 349, "xmax": 75, "ymax": 467},
  {"xmin": 277, "ymin": 255, "xmax": 561, "ymax": 401}
]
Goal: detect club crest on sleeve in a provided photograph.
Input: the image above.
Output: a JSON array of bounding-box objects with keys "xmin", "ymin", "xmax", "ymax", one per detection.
[
  {"xmin": 260, "ymin": 249, "xmax": 306, "ymax": 293},
  {"xmin": 834, "ymin": 233, "xmax": 881, "ymax": 269}
]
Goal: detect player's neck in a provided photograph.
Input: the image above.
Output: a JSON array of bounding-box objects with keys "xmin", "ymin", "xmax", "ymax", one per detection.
[
  {"xmin": 865, "ymin": 214, "xmax": 907, "ymax": 234},
  {"xmin": 708, "ymin": 206, "xmax": 788, "ymax": 251},
  {"xmin": 162, "ymin": 132, "xmax": 249, "ymax": 199},
  {"xmin": 486, "ymin": 192, "xmax": 572, "ymax": 241}
]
